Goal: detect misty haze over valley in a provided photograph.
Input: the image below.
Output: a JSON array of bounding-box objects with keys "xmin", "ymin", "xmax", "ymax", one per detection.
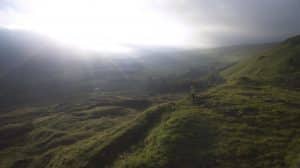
[{"xmin": 0, "ymin": 1, "xmax": 299, "ymax": 168}]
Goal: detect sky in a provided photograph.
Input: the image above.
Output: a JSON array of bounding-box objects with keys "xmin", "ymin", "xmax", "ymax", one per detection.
[{"xmin": 0, "ymin": 0, "xmax": 300, "ymax": 51}]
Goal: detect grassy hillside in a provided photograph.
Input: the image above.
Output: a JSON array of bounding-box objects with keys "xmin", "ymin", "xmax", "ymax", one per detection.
[
  {"xmin": 222, "ymin": 35, "xmax": 300, "ymax": 87},
  {"xmin": 100, "ymin": 36, "xmax": 299, "ymax": 168},
  {"xmin": 0, "ymin": 34, "xmax": 299, "ymax": 168},
  {"xmin": 0, "ymin": 95, "xmax": 153, "ymax": 168},
  {"xmin": 105, "ymin": 36, "xmax": 300, "ymax": 168},
  {"xmin": 34, "ymin": 85, "xmax": 299, "ymax": 168}
]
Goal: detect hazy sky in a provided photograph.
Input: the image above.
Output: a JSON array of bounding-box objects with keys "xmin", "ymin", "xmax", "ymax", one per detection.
[
  {"xmin": 0, "ymin": 0, "xmax": 300, "ymax": 50},
  {"xmin": 161, "ymin": 0, "xmax": 300, "ymax": 46}
]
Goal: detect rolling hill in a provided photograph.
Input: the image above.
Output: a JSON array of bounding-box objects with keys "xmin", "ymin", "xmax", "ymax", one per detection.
[
  {"xmin": 0, "ymin": 31, "xmax": 299, "ymax": 168},
  {"xmin": 78, "ymin": 35, "xmax": 299, "ymax": 168},
  {"xmin": 96, "ymin": 36, "xmax": 299, "ymax": 168}
]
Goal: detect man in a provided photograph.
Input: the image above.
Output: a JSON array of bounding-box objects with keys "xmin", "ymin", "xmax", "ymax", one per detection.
[{"xmin": 190, "ymin": 85, "xmax": 196, "ymax": 101}]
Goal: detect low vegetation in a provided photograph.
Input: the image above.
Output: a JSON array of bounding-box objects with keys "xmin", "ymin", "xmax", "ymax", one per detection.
[{"xmin": 0, "ymin": 36, "xmax": 299, "ymax": 168}]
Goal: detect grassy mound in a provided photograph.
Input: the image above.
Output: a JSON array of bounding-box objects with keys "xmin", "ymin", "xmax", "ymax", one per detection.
[{"xmin": 112, "ymin": 102, "xmax": 218, "ymax": 168}]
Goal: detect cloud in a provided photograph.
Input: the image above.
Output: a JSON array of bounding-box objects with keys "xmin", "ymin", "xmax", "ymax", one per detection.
[
  {"xmin": 1, "ymin": 0, "xmax": 300, "ymax": 47},
  {"xmin": 169, "ymin": 0, "xmax": 300, "ymax": 45}
]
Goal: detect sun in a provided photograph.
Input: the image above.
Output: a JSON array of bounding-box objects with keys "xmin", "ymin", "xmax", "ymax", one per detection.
[{"xmin": 7, "ymin": 0, "xmax": 191, "ymax": 53}]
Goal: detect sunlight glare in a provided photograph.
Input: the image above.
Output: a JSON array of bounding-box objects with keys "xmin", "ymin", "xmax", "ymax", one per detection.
[{"xmin": 8, "ymin": 0, "xmax": 191, "ymax": 53}]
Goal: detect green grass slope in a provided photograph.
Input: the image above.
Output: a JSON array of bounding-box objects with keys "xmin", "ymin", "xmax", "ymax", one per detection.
[
  {"xmin": 0, "ymin": 36, "xmax": 299, "ymax": 168},
  {"xmin": 108, "ymin": 86, "xmax": 299, "ymax": 168},
  {"xmin": 222, "ymin": 35, "xmax": 300, "ymax": 87},
  {"xmin": 111, "ymin": 100, "xmax": 219, "ymax": 168},
  {"xmin": 5, "ymin": 83, "xmax": 296, "ymax": 168},
  {"xmin": 0, "ymin": 96, "xmax": 152, "ymax": 168},
  {"xmin": 102, "ymin": 36, "xmax": 300, "ymax": 168}
]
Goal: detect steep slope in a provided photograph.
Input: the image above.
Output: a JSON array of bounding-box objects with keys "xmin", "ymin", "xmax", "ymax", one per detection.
[{"xmin": 222, "ymin": 35, "xmax": 300, "ymax": 87}]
